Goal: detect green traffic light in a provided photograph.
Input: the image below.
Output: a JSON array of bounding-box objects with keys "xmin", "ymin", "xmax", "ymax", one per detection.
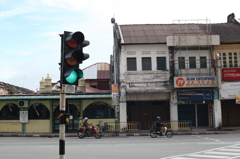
[
  {"xmin": 76, "ymin": 69, "xmax": 83, "ymax": 79},
  {"xmin": 65, "ymin": 70, "xmax": 78, "ymax": 83},
  {"xmin": 65, "ymin": 69, "xmax": 83, "ymax": 84}
]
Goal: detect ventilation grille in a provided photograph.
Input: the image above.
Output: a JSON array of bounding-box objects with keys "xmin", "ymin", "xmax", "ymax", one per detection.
[
  {"xmin": 142, "ymin": 51, "xmax": 151, "ymax": 55},
  {"xmin": 157, "ymin": 51, "xmax": 166, "ymax": 54},
  {"xmin": 127, "ymin": 51, "xmax": 136, "ymax": 55}
]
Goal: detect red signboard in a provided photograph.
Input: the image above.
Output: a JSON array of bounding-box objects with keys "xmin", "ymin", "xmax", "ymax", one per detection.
[{"xmin": 222, "ymin": 68, "xmax": 240, "ymax": 81}]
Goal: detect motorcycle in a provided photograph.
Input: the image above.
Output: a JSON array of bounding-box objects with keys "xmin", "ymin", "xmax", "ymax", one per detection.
[
  {"xmin": 78, "ymin": 124, "xmax": 102, "ymax": 139},
  {"xmin": 149, "ymin": 125, "xmax": 173, "ymax": 138}
]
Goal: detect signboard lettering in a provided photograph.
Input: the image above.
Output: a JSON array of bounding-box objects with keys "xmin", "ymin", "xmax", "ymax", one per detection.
[
  {"xmin": 174, "ymin": 77, "xmax": 216, "ymax": 88},
  {"xmin": 222, "ymin": 68, "xmax": 240, "ymax": 81}
]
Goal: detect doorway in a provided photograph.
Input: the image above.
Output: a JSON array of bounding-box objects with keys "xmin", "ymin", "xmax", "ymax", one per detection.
[{"xmin": 53, "ymin": 103, "xmax": 80, "ymax": 132}]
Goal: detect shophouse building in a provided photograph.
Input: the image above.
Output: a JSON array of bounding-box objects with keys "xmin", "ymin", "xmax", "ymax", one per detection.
[{"xmin": 111, "ymin": 13, "xmax": 240, "ymax": 129}]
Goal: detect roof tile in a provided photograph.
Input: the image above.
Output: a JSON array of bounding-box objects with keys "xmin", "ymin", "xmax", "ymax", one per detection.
[{"xmin": 120, "ymin": 23, "xmax": 240, "ymax": 44}]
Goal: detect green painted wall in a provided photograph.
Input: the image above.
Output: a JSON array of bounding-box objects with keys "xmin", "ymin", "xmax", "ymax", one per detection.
[{"xmin": 0, "ymin": 98, "xmax": 113, "ymax": 133}]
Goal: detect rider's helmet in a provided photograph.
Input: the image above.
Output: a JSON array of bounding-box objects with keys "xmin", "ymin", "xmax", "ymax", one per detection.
[
  {"xmin": 84, "ymin": 117, "xmax": 88, "ymax": 120},
  {"xmin": 156, "ymin": 116, "xmax": 161, "ymax": 120},
  {"xmin": 78, "ymin": 117, "xmax": 82, "ymax": 120}
]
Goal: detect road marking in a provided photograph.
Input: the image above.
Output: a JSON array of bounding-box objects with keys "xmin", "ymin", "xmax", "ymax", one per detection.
[
  {"xmin": 219, "ymin": 148, "xmax": 240, "ymax": 152},
  {"xmin": 189, "ymin": 154, "xmax": 229, "ymax": 158},
  {"xmin": 160, "ymin": 144, "xmax": 240, "ymax": 159},
  {"xmin": 170, "ymin": 157, "xmax": 196, "ymax": 159},
  {"xmin": 204, "ymin": 151, "xmax": 240, "ymax": 155}
]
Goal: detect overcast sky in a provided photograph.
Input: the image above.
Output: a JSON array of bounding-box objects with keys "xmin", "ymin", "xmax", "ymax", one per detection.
[{"xmin": 0, "ymin": 0, "xmax": 239, "ymax": 92}]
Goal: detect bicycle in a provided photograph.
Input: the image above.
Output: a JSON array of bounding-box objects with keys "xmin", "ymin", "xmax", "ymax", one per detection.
[{"xmin": 96, "ymin": 121, "xmax": 109, "ymax": 136}]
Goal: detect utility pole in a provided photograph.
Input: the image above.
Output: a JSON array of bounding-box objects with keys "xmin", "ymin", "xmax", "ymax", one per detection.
[
  {"xmin": 59, "ymin": 93, "xmax": 66, "ymax": 159},
  {"xmin": 111, "ymin": 17, "xmax": 120, "ymax": 128}
]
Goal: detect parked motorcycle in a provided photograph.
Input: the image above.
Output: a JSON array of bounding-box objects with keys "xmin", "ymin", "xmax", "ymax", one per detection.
[
  {"xmin": 149, "ymin": 125, "xmax": 173, "ymax": 138},
  {"xmin": 78, "ymin": 124, "xmax": 102, "ymax": 139}
]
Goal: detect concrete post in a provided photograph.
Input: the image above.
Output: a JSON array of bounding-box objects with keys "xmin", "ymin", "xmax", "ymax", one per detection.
[
  {"xmin": 213, "ymin": 99, "xmax": 222, "ymax": 130},
  {"xmin": 170, "ymin": 90, "xmax": 178, "ymax": 130}
]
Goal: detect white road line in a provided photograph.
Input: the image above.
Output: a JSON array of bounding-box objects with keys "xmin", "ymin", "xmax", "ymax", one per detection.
[
  {"xmin": 161, "ymin": 144, "xmax": 240, "ymax": 159},
  {"xmin": 204, "ymin": 151, "xmax": 240, "ymax": 155},
  {"xmin": 189, "ymin": 154, "xmax": 230, "ymax": 158},
  {"xmin": 230, "ymin": 146, "xmax": 240, "ymax": 149},
  {"xmin": 218, "ymin": 148, "xmax": 240, "ymax": 152},
  {"xmin": 171, "ymin": 157, "xmax": 196, "ymax": 159}
]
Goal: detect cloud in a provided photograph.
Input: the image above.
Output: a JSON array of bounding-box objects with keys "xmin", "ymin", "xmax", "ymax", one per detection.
[{"xmin": 0, "ymin": 8, "xmax": 27, "ymax": 19}]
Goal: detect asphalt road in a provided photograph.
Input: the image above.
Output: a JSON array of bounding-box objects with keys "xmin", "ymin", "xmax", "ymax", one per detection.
[{"xmin": 1, "ymin": 134, "xmax": 240, "ymax": 159}]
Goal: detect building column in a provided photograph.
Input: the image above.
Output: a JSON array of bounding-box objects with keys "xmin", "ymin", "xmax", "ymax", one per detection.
[
  {"xmin": 119, "ymin": 102, "xmax": 127, "ymax": 123},
  {"xmin": 119, "ymin": 86, "xmax": 127, "ymax": 123},
  {"xmin": 213, "ymin": 99, "xmax": 222, "ymax": 129},
  {"xmin": 170, "ymin": 90, "xmax": 178, "ymax": 130}
]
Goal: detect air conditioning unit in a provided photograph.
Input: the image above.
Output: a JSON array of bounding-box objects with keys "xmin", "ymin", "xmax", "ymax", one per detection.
[{"xmin": 18, "ymin": 100, "xmax": 29, "ymax": 108}]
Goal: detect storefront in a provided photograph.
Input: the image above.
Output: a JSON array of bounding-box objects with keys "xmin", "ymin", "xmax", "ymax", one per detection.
[
  {"xmin": 177, "ymin": 90, "xmax": 213, "ymax": 127},
  {"xmin": 219, "ymin": 68, "xmax": 240, "ymax": 127},
  {"xmin": 127, "ymin": 100, "xmax": 170, "ymax": 130},
  {"xmin": 174, "ymin": 76, "xmax": 216, "ymax": 127},
  {"xmin": 0, "ymin": 94, "xmax": 114, "ymax": 133}
]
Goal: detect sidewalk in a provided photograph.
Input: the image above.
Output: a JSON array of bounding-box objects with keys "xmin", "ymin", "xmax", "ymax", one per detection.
[{"xmin": 1, "ymin": 127, "xmax": 240, "ymax": 137}]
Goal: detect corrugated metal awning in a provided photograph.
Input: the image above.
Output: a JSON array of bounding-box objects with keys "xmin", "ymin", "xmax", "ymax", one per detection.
[{"xmin": 0, "ymin": 94, "xmax": 111, "ymax": 100}]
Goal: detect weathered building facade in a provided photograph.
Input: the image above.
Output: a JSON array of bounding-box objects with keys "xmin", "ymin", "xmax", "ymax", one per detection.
[{"xmin": 112, "ymin": 13, "xmax": 240, "ymax": 129}]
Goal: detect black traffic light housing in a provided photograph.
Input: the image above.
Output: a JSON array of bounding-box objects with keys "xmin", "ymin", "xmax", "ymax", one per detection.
[
  {"xmin": 60, "ymin": 31, "xmax": 90, "ymax": 88},
  {"xmin": 64, "ymin": 113, "xmax": 71, "ymax": 125}
]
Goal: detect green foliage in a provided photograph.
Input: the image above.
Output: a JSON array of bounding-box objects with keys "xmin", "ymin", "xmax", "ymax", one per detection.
[{"xmin": 9, "ymin": 88, "xmax": 19, "ymax": 94}]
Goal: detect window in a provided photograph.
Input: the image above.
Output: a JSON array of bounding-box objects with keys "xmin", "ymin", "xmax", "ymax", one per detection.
[
  {"xmin": 178, "ymin": 57, "xmax": 185, "ymax": 69},
  {"xmin": 189, "ymin": 57, "xmax": 196, "ymax": 69},
  {"xmin": 83, "ymin": 102, "xmax": 114, "ymax": 119},
  {"xmin": 219, "ymin": 52, "xmax": 240, "ymax": 68},
  {"xmin": 200, "ymin": 56, "xmax": 207, "ymax": 68},
  {"xmin": 28, "ymin": 103, "xmax": 50, "ymax": 119},
  {"xmin": 53, "ymin": 104, "xmax": 80, "ymax": 131},
  {"xmin": 157, "ymin": 57, "xmax": 166, "ymax": 70},
  {"xmin": 142, "ymin": 57, "xmax": 151, "ymax": 70},
  {"xmin": 0, "ymin": 104, "xmax": 19, "ymax": 120},
  {"xmin": 127, "ymin": 58, "xmax": 137, "ymax": 71}
]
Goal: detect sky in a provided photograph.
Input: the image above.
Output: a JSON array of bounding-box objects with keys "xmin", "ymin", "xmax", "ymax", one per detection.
[{"xmin": 1, "ymin": 0, "xmax": 240, "ymax": 92}]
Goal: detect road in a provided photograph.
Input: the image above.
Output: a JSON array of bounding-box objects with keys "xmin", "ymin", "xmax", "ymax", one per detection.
[{"xmin": 0, "ymin": 134, "xmax": 240, "ymax": 159}]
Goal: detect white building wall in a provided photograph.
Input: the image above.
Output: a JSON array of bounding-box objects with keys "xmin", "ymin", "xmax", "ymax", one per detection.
[
  {"xmin": 122, "ymin": 44, "xmax": 169, "ymax": 71},
  {"xmin": 119, "ymin": 44, "xmax": 171, "ymax": 123}
]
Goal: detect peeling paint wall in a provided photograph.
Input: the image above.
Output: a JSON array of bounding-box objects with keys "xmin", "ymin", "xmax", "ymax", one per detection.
[{"xmin": 120, "ymin": 44, "xmax": 171, "ymax": 96}]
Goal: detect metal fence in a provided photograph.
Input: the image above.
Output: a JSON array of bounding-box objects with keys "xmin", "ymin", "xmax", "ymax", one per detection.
[
  {"xmin": 161, "ymin": 120, "xmax": 192, "ymax": 132},
  {"xmin": 104, "ymin": 122, "xmax": 141, "ymax": 133}
]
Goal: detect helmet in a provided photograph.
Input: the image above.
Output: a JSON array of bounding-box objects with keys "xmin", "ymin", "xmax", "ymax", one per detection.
[
  {"xmin": 84, "ymin": 117, "xmax": 88, "ymax": 120},
  {"xmin": 156, "ymin": 116, "xmax": 161, "ymax": 120},
  {"xmin": 78, "ymin": 117, "xmax": 82, "ymax": 120}
]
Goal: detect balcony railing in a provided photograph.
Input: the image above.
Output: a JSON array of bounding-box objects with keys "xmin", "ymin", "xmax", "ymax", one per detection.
[{"xmin": 174, "ymin": 59, "xmax": 215, "ymax": 77}]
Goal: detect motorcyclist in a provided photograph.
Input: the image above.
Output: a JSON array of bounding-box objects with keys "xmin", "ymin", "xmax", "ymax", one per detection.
[
  {"xmin": 155, "ymin": 116, "xmax": 165, "ymax": 135},
  {"xmin": 83, "ymin": 117, "xmax": 91, "ymax": 132},
  {"xmin": 78, "ymin": 117, "xmax": 83, "ymax": 128}
]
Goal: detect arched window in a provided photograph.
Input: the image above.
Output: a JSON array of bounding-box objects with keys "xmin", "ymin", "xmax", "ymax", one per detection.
[
  {"xmin": 83, "ymin": 102, "xmax": 114, "ymax": 119},
  {"xmin": 28, "ymin": 103, "xmax": 50, "ymax": 119},
  {"xmin": 0, "ymin": 103, "xmax": 19, "ymax": 120}
]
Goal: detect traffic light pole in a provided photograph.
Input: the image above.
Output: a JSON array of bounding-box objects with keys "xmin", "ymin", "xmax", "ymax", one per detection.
[
  {"xmin": 59, "ymin": 30, "xmax": 89, "ymax": 158},
  {"xmin": 59, "ymin": 92, "xmax": 66, "ymax": 159}
]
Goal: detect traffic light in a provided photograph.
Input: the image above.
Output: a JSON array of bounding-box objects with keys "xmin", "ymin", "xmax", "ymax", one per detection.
[
  {"xmin": 64, "ymin": 113, "xmax": 71, "ymax": 125},
  {"xmin": 60, "ymin": 31, "xmax": 90, "ymax": 87}
]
